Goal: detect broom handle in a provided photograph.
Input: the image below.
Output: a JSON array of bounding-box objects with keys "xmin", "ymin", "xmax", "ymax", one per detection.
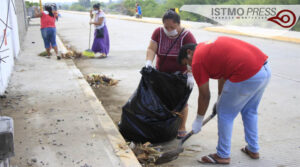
[
  {"xmin": 88, "ymin": 20, "xmax": 91, "ymax": 49},
  {"xmin": 181, "ymin": 105, "xmax": 217, "ymax": 144},
  {"xmin": 39, "ymin": 0, "xmax": 42, "ymax": 11}
]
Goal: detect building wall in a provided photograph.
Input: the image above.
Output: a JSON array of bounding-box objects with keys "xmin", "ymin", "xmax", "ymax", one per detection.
[
  {"xmin": 0, "ymin": 0, "xmax": 27, "ymax": 95},
  {"xmin": 14, "ymin": 0, "xmax": 28, "ymax": 43}
]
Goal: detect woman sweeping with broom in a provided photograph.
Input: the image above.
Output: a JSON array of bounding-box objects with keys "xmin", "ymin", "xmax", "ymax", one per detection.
[{"xmin": 89, "ymin": 3, "xmax": 110, "ymax": 59}]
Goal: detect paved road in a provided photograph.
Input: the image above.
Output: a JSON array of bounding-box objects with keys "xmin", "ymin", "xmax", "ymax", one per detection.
[{"xmin": 57, "ymin": 11, "xmax": 300, "ymax": 167}]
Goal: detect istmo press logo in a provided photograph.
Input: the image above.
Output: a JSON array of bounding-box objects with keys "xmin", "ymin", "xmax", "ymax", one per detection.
[{"xmin": 180, "ymin": 5, "xmax": 300, "ymax": 36}]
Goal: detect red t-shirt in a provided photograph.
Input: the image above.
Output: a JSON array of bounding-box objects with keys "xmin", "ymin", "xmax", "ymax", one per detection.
[
  {"xmin": 151, "ymin": 27, "xmax": 197, "ymax": 73},
  {"xmin": 192, "ymin": 36, "xmax": 268, "ymax": 86},
  {"xmin": 41, "ymin": 12, "xmax": 56, "ymax": 29}
]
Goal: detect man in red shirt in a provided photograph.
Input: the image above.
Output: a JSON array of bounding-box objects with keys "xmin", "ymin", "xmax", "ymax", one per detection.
[{"xmin": 178, "ymin": 36, "xmax": 271, "ymax": 164}]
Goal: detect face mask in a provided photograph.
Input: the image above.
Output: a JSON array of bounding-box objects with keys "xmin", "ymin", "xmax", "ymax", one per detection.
[
  {"xmin": 92, "ymin": 10, "xmax": 98, "ymax": 14},
  {"xmin": 163, "ymin": 27, "xmax": 178, "ymax": 37},
  {"xmin": 44, "ymin": 11, "xmax": 49, "ymax": 15}
]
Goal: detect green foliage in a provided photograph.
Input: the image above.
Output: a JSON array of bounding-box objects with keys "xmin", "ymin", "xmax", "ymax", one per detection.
[
  {"xmin": 69, "ymin": 3, "xmax": 86, "ymax": 11},
  {"xmin": 107, "ymin": 3, "xmax": 127, "ymax": 14},
  {"xmin": 91, "ymin": 1, "xmax": 106, "ymax": 9},
  {"xmin": 61, "ymin": 4, "xmax": 70, "ymax": 10},
  {"xmin": 79, "ymin": 0, "xmax": 91, "ymax": 8},
  {"xmin": 291, "ymin": 18, "xmax": 300, "ymax": 31},
  {"xmin": 25, "ymin": 1, "xmax": 39, "ymax": 8}
]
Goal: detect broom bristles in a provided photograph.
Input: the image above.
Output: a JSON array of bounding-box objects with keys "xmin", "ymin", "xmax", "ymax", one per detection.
[{"xmin": 82, "ymin": 50, "xmax": 95, "ymax": 58}]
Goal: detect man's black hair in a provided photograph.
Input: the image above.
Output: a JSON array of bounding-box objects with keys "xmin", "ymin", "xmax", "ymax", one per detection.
[
  {"xmin": 93, "ymin": 3, "xmax": 100, "ymax": 9},
  {"xmin": 162, "ymin": 9, "xmax": 180, "ymax": 24},
  {"xmin": 177, "ymin": 43, "xmax": 197, "ymax": 65}
]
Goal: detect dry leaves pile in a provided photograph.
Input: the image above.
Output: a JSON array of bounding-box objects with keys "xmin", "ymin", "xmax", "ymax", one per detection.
[
  {"xmin": 86, "ymin": 73, "xmax": 119, "ymax": 87},
  {"xmin": 129, "ymin": 142, "xmax": 163, "ymax": 166},
  {"xmin": 38, "ymin": 50, "xmax": 82, "ymax": 59},
  {"xmin": 38, "ymin": 51, "xmax": 48, "ymax": 57},
  {"xmin": 60, "ymin": 50, "xmax": 82, "ymax": 59}
]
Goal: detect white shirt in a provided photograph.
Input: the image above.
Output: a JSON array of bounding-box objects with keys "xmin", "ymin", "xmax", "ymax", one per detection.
[{"xmin": 94, "ymin": 11, "xmax": 106, "ymax": 29}]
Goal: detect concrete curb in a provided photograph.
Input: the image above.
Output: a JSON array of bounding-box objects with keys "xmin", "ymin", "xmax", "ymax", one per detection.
[
  {"xmin": 56, "ymin": 36, "xmax": 141, "ymax": 167},
  {"xmin": 204, "ymin": 27, "xmax": 300, "ymax": 44}
]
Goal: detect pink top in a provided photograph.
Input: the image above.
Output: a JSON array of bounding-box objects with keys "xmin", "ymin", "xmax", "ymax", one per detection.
[{"xmin": 40, "ymin": 12, "xmax": 56, "ymax": 29}]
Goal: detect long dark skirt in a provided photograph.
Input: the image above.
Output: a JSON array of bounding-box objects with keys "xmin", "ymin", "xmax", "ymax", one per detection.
[{"xmin": 92, "ymin": 25, "xmax": 110, "ymax": 55}]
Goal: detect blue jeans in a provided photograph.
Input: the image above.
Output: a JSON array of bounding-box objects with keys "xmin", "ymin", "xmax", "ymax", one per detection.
[
  {"xmin": 41, "ymin": 27, "xmax": 57, "ymax": 49},
  {"xmin": 216, "ymin": 63, "xmax": 271, "ymax": 158}
]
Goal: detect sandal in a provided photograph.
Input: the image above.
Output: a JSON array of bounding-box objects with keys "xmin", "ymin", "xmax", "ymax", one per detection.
[
  {"xmin": 98, "ymin": 54, "xmax": 107, "ymax": 59},
  {"xmin": 241, "ymin": 146, "xmax": 260, "ymax": 159},
  {"xmin": 198, "ymin": 153, "xmax": 230, "ymax": 164},
  {"xmin": 177, "ymin": 130, "xmax": 187, "ymax": 139}
]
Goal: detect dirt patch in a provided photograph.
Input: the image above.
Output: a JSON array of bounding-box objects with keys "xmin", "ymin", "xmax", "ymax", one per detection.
[
  {"xmin": 90, "ymin": 84, "xmax": 124, "ymax": 125},
  {"xmin": 86, "ymin": 73, "xmax": 119, "ymax": 87},
  {"xmin": 84, "ymin": 73, "xmax": 122, "ymax": 124}
]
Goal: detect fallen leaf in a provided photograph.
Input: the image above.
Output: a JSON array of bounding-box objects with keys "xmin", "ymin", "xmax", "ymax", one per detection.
[{"xmin": 25, "ymin": 108, "xmax": 37, "ymax": 114}]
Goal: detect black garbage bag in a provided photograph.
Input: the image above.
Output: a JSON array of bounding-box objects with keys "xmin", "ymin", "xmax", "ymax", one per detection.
[{"xmin": 119, "ymin": 67, "xmax": 192, "ymax": 143}]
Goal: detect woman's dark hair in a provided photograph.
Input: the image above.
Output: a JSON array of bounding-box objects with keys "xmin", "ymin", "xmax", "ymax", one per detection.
[
  {"xmin": 93, "ymin": 3, "xmax": 101, "ymax": 9},
  {"xmin": 177, "ymin": 43, "xmax": 197, "ymax": 65},
  {"xmin": 162, "ymin": 9, "xmax": 180, "ymax": 24},
  {"xmin": 45, "ymin": 6, "xmax": 54, "ymax": 17}
]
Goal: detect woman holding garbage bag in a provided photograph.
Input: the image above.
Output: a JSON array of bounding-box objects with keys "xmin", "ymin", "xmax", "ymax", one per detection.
[
  {"xmin": 145, "ymin": 9, "xmax": 197, "ymax": 139},
  {"xmin": 89, "ymin": 3, "xmax": 110, "ymax": 59},
  {"xmin": 35, "ymin": 5, "xmax": 60, "ymax": 59}
]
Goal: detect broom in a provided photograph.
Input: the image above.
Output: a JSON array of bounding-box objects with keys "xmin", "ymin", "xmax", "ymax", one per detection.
[{"xmin": 82, "ymin": 18, "xmax": 95, "ymax": 57}]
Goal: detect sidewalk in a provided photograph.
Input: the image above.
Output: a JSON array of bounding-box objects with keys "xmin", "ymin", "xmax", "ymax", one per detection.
[{"xmin": 0, "ymin": 20, "xmax": 140, "ymax": 166}]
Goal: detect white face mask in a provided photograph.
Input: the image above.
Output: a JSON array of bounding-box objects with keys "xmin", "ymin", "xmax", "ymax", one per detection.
[
  {"xmin": 92, "ymin": 10, "xmax": 98, "ymax": 14},
  {"xmin": 163, "ymin": 27, "xmax": 178, "ymax": 37},
  {"xmin": 44, "ymin": 11, "xmax": 49, "ymax": 15}
]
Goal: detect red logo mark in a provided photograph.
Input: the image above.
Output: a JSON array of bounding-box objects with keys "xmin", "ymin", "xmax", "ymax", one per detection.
[
  {"xmin": 268, "ymin": 9, "xmax": 296, "ymax": 28},
  {"xmin": 3, "ymin": 29, "xmax": 7, "ymax": 46}
]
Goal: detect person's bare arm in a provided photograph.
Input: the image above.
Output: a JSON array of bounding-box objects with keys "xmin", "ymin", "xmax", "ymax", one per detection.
[
  {"xmin": 197, "ymin": 81, "xmax": 211, "ymax": 116},
  {"xmin": 53, "ymin": 11, "xmax": 58, "ymax": 18},
  {"xmin": 146, "ymin": 40, "xmax": 157, "ymax": 61},
  {"xmin": 34, "ymin": 8, "xmax": 42, "ymax": 17},
  {"xmin": 89, "ymin": 10, "xmax": 93, "ymax": 19},
  {"xmin": 93, "ymin": 17, "xmax": 104, "ymax": 26},
  {"xmin": 218, "ymin": 78, "xmax": 226, "ymax": 96}
]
